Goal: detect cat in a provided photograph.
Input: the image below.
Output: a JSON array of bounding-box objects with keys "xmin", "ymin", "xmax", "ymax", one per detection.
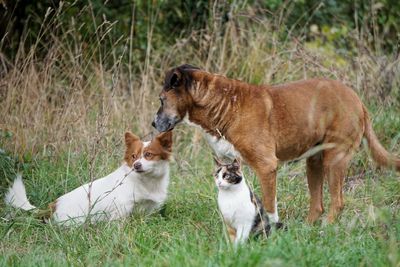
[{"xmin": 214, "ymin": 158, "xmax": 284, "ymax": 244}]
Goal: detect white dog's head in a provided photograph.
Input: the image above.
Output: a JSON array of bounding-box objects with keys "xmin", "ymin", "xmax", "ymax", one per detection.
[{"xmin": 124, "ymin": 131, "xmax": 172, "ymax": 177}]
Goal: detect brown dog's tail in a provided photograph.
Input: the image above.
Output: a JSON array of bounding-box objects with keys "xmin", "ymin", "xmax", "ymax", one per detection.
[{"xmin": 363, "ymin": 106, "xmax": 400, "ymax": 171}]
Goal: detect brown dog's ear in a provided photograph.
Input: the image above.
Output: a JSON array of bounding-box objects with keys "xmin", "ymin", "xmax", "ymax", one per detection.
[
  {"xmin": 156, "ymin": 131, "xmax": 173, "ymax": 152},
  {"xmin": 170, "ymin": 71, "xmax": 182, "ymax": 88},
  {"xmin": 165, "ymin": 70, "xmax": 182, "ymax": 91},
  {"xmin": 164, "ymin": 65, "xmax": 200, "ymax": 91},
  {"xmin": 213, "ymin": 156, "xmax": 223, "ymax": 167},
  {"xmin": 125, "ymin": 131, "xmax": 140, "ymax": 145}
]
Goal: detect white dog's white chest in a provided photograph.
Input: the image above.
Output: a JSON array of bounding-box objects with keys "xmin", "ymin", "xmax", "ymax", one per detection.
[{"xmin": 183, "ymin": 115, "xmax": 240, "ymax": 160}]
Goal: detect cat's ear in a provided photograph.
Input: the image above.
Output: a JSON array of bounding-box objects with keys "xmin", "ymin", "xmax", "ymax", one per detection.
[
  {"xmin": 213, "ymin": 156, "xmax": 223, "ymax": 167},
  {"xmin": 232, "ymin": 158, "xmax": 241, "ymax": 169}
]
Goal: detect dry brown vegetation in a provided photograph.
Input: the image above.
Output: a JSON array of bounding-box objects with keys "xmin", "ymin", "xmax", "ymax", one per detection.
[{"xmin": 1, "ymin": 7, "xmax": 399, "ymax": 158}]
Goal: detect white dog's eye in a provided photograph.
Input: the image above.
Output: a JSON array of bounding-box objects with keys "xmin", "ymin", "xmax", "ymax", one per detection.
[{"xmin": 144, "ymin": 152, "xmax": 153, "ymax": 159}]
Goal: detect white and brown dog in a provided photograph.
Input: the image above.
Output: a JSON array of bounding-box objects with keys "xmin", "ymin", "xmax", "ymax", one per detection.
[{"xmin": 5, "ymin": 131, "xmax": 172, "ymax": 226}]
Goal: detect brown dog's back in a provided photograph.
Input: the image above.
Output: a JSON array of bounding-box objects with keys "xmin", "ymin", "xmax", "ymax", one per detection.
[
  {"xmin": 266, "ymin": 78, "xmax": 399, "ymax": 170},
  {"xmin": 267, "ymin": 78, "xmax": 364, "ymax": 161}
]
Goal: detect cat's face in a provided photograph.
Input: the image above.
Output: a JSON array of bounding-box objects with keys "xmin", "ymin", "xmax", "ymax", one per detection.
[{"xmin": 214, "ymin": 158, "xmax": 243, "ymax": 190}]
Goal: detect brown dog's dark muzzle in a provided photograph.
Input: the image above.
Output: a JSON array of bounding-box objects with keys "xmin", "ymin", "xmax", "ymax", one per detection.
[{"xmin": 152, "ymin": 113, "xmax": 180, "ymax": 132}]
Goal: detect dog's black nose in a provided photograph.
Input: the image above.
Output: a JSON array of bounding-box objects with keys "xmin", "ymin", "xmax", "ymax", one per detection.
[
  {"xmin": 151, "ymin": 121, "xmax": 156, "ymax": 128},
  {"xmin": 133, "ymin": 162, "xmax": 142, "ymax": 170}
]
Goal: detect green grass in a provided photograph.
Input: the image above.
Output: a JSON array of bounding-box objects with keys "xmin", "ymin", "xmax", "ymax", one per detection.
[{"xmin": 1, "ymin": 124, "xmax": 399, "ymax": 267}]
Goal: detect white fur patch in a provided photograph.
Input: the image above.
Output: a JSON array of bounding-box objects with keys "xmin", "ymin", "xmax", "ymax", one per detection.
[
  {"xmin": 143, "ymin": 141, "xmax": 150, "ymax": 147},
  {"xmin": 52, "ymin": 165, "xmax": 137, "ymax": 225},
  {"xmin": 52, "ymin": 162, "xmax": 170, "ymax": 226},
  {"xmin": 266, "ymin": 197, "xmax": 279, "ymax": 223},
  {"xmin": 6, "ymin": 162, "xmax": 170, "ymax": 226},
  {"xmin": 205, "ymin": 135, "xmax": 241, "ymax": 160},
  {"xmin": 217, "ymin": 177, "xmax": 255, "ymax": 244},
  {"xmin": 183, "ymin": 113, "xmax": 241, "ymax": 160},
  {"xmin": 4, "ymin": 174, "xmax": 36, "ymax": 211}
]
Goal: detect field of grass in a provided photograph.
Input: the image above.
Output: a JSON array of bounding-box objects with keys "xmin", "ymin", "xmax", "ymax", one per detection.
[
  {"xmin": 1, "ymin": 110, "xmax": 399, "ymax": 266},
  {"xmin": 1, "ymin": 4, "xmax": 400, "ymax": 266}
]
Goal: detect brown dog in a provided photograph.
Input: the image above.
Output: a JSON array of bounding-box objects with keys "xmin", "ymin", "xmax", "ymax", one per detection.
[{"xmin": 152, "ymin": 64, "xmax": 400, "ymax": 223}]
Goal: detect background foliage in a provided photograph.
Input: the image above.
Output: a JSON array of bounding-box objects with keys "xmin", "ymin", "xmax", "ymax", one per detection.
[
  {"xmin": 0, "ymin": 1, "xmax": 399, "ymax": 266},
  {"xmin": 1, "ymin": 0, "xmax": 399, "ymax": 59}
]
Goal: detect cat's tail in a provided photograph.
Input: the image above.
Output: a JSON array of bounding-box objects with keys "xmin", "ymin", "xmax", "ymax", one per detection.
[
  {"xmin": 4, "ymin": 174, "xmax": 36, "ymax": 211},
  {"xmin": 273, "ymin": 222, "xmax": 286, "ymax": 231}
]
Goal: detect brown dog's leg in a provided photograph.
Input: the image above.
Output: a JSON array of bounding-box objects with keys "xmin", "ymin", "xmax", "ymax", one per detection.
[
  {"xmin": 323, "ymin": 149, "xmax": 351, "ymax": 223},
  {"xmin": 253, "ymin": 157, "xmax": 279, "ymax": 222},
  {"xmin": 306, "ymin": 153, "xmax": 324, "ymax": 224}
]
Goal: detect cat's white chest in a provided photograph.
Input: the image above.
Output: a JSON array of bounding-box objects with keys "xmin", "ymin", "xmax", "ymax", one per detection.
[{"xmin": 217, "ymin": 187, "xmax": 255, "ymax": 228}]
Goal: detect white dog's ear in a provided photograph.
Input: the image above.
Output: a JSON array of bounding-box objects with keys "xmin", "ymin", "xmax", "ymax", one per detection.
[
  {"xmin": 156, "ymin": 131, "xmax": 173, "ymax": 152},
  {"xmin": 213, "ymin": 156, "xmax": 223, "ymax": 167},
  {"xmin": 125, "ymin": 131, "xmax": 140, "ymax": 145}
]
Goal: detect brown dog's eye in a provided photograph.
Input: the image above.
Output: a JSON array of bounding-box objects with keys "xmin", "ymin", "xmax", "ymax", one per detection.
[
  {"xmin": 144, "ymin": 152, "xmax": 153, "ymax": 159},
  {"xmin": 132, "ymin": 154, "xmax": 136, "ymax": 159}
]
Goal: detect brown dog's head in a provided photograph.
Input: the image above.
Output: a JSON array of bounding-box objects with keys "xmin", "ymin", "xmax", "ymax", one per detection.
[{"xmin": 152, "ymin": 64, "xmax": 200, "ymax": 132}]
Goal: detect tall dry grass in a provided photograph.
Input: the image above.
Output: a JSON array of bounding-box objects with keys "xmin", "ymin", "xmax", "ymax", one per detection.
[{"xmin": 0, "ymin": 4, "xmax": 399, "ymax": 160}]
